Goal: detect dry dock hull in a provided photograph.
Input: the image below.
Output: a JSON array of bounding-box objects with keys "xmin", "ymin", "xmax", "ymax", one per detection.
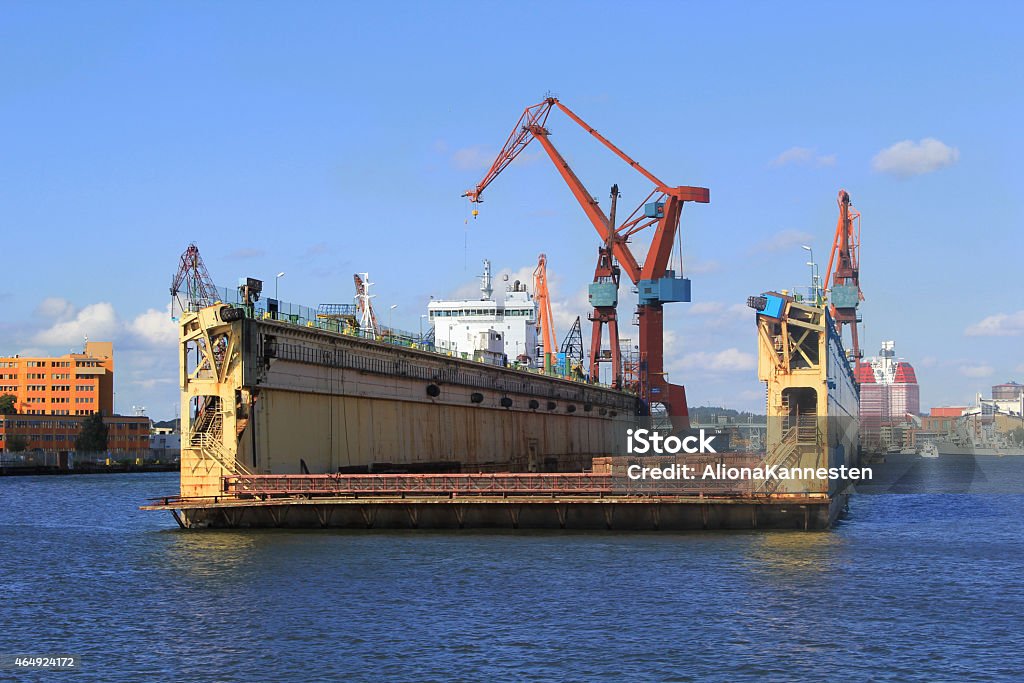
[
  {"xmin": 146, "ymin": 495, "xmax": 843, "ymax": 531},
  {"xmin": 143, "ymin": 472, "xmax": 848, "ymax": 530}
]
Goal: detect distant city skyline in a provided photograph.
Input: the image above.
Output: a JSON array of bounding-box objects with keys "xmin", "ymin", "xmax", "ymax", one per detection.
[{"xmin": 1, "ymin": 2, "xmax": 1020, "ymax": 419}]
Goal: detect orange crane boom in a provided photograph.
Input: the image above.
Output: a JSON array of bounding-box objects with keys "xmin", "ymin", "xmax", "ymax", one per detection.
[
  {"xmin": 823, "ymin": 189, "xmax": 864, "ymax": 366},
  {"xmin": 533, "ymin": 254, "xmax": 557, "ymax": 373}
]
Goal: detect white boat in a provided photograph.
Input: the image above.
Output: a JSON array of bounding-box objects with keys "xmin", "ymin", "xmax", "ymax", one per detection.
[{"xmin": 918, "ymin": 442, "xmax": 939, "ymax": 458}]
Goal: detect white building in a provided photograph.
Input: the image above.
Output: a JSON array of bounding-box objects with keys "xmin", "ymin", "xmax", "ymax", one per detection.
[
  {"xmin": 428, "ymin": 260, "xmax": 539, "ymax": 367},
  {"xmin": 150, "ymin": 432, "xmax": 180, "ymax": 461}
]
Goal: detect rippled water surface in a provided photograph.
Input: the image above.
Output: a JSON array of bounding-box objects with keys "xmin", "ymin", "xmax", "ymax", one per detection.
[{"xmin": 2, "ymin": 467, "xmax": 1023, "ymax": 681}]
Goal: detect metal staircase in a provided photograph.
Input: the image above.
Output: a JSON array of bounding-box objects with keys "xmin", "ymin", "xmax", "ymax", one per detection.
[
  {"xmin": 189, "ymin": 397, "xmax": 252, "ymax": 476},
  {"xmin": 759, "ymin": 403, "xmax": 820, "ymax": 494}
]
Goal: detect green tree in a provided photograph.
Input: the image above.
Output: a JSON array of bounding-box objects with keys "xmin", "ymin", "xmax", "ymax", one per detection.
[
  {"xmin": 1010, "ymin": 426, "xmax": 1024, "ymax": 446},
  {"xmin": 6, "ymin": 434, "xmax": 28, "ymax": 452},
  {"xmin": 75, "ymin": 413, "xmax": 109, "ymax": 453},
  {"xmin": 0, "ymin": 393, "xmax": 17, "ymax": 415}
]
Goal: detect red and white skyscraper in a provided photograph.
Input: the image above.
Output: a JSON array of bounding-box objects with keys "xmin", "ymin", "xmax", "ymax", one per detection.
[{"xmin": 857, "ymin": 341, "xmax": 920, "ymax": 452}]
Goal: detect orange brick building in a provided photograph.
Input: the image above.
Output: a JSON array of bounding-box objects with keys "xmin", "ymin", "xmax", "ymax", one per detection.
[
  {"xmin": 920, "ymin": 406, "xmax": 967, "ymax": 433},
  {"xmin": 0, "ymin": 341, "xmax": 114, "ymax": 416},
  {"xmin": 0, "ymin": 416, "xmax": 151, "ymax": 456},
  {"xmin": 0, "ymin": 342, "xmax": 149, "ymax": 457}
]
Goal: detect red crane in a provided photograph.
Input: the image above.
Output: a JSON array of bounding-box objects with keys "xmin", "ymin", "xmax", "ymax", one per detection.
[
  {"xmin": 170, "ymin": 242, "xmax": 220, "ymax": 319},
  {"xmin": 464, "ymin": 97, "xmax": 709, "ymax": 428},
  {"xmin": 824, "ymin": 189, "xmax": 864, "ymax": 367}
]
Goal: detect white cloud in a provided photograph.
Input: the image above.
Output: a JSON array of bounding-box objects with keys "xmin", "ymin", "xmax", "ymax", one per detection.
[
  {"xmin": 675, "ymin": 348, "xmax": 757, "ymax": 373},
  {"xmin": 771, "ymin": 147, "xmax": 811, "ymax": 165},
  {"xmin": 33, "ymin": 302, "xmax": 119, "ymax": 346},
  {"xmin": 770, "ymin": 146, "xmax": 836, "ymax": 167},
  {"xmin": 35, "ymin": 297, "xmax": 76, "ymax": 321},
  {"xmin": 14, "ymin": 347, "xmax": 48, "ymax": 358},
  {"xmin": 872, "ymin": 138, "xmax": 959, "ymax": 177},
  {"xmin": 751, "ymin": 229, "xmax": 814, "ymax": 254},
  {"xmin": 738, "ymin": 389, "xmax": 765, "ymax": 403},
  {"xmin": 689, "ymin": 302, "xmax": 723, "ymax": 315},
  {"xmin": 686, "ymin": 302, "xmax": 750, "ymax": 329},
  {"xmin": 31, "ymin": 299, "xmax": 178, "ymax": 351},
  {"xmin": 127, "ymin": 306, "xmax": 178, "ymax": 347},
  {"xmin": 662, "ymin": 330, "xmax": 679, "ymax": 357},
  {"xmin": 959, "ymin": 364, "xmax": 994, "ymax": 379},
  {"xmin": 965, "ymin": 310, "xmax": 1024, "ymax": 337},
  {"xmin": 452, "ymin": 145, "xmax": 495, "ymax": 171},
  {"xmin": 132, "ymin": 377, "xmax": 176, "ymax": 391},
  {"xmin": 550, "ymin": 288, "xmax": 591, "ymax": 342}
]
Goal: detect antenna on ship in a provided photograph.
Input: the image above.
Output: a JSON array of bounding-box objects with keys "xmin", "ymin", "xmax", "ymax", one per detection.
[{"xmin": 480, "ymin": 259, "xmax": 493, "ymax": 300}]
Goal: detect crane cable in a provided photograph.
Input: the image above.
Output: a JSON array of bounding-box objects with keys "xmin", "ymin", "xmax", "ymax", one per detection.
[{"xmin": 673, "ymin": 204, "xmax": 686, "ymax": 275}]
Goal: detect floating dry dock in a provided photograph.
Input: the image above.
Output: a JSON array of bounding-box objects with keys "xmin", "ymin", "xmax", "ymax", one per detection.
[
  {"xmin": 146, "ymin": 259, "xmax": 858, "ymax": 531},
  {"xmin": 142, "ymin": 472, "xmax": 841, "ymax": 530}
]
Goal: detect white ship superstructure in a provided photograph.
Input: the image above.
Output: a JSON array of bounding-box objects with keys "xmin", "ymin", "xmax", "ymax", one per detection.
[{"xmin": 428, "ymin": 260, "xmax": 540, "ymax": 367}]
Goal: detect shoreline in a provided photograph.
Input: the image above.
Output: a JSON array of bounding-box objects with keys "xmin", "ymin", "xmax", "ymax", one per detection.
[{"xmin": 0, "ymin": 464, "xmax": 179, "ymax": 477}]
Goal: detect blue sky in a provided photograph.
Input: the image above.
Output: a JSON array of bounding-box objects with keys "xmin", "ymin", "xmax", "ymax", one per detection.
[{"xmin": 1, "ymin": 2, "xmax": 1021, "ymax": 418}]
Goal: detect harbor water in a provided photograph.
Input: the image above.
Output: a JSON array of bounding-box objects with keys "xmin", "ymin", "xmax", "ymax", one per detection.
[{"xmin": 2, "ymin": 463, "xmax": 1023, "ymax": 681}]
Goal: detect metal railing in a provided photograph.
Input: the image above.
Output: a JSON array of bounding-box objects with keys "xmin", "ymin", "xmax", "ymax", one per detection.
[
  {"xmin": 205, "ymin": 284, "xmax": 620, "ymax": 392},
  {"xmin": 221, "ymin": 472, "xmax": 756, "ymax": 498}
]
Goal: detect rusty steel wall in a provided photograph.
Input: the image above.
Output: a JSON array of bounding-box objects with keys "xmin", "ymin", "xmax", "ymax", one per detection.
[
  {"xmin": 241, "ymin": 386, "xmax": 630, "ymax": 474},
  {"xmin": 180, "ymin": 310, "xmax": 637, "ymax": 497},
  {"xmin": 233, "ymin": 317, "xmax": 636, "ymax": 475}
]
